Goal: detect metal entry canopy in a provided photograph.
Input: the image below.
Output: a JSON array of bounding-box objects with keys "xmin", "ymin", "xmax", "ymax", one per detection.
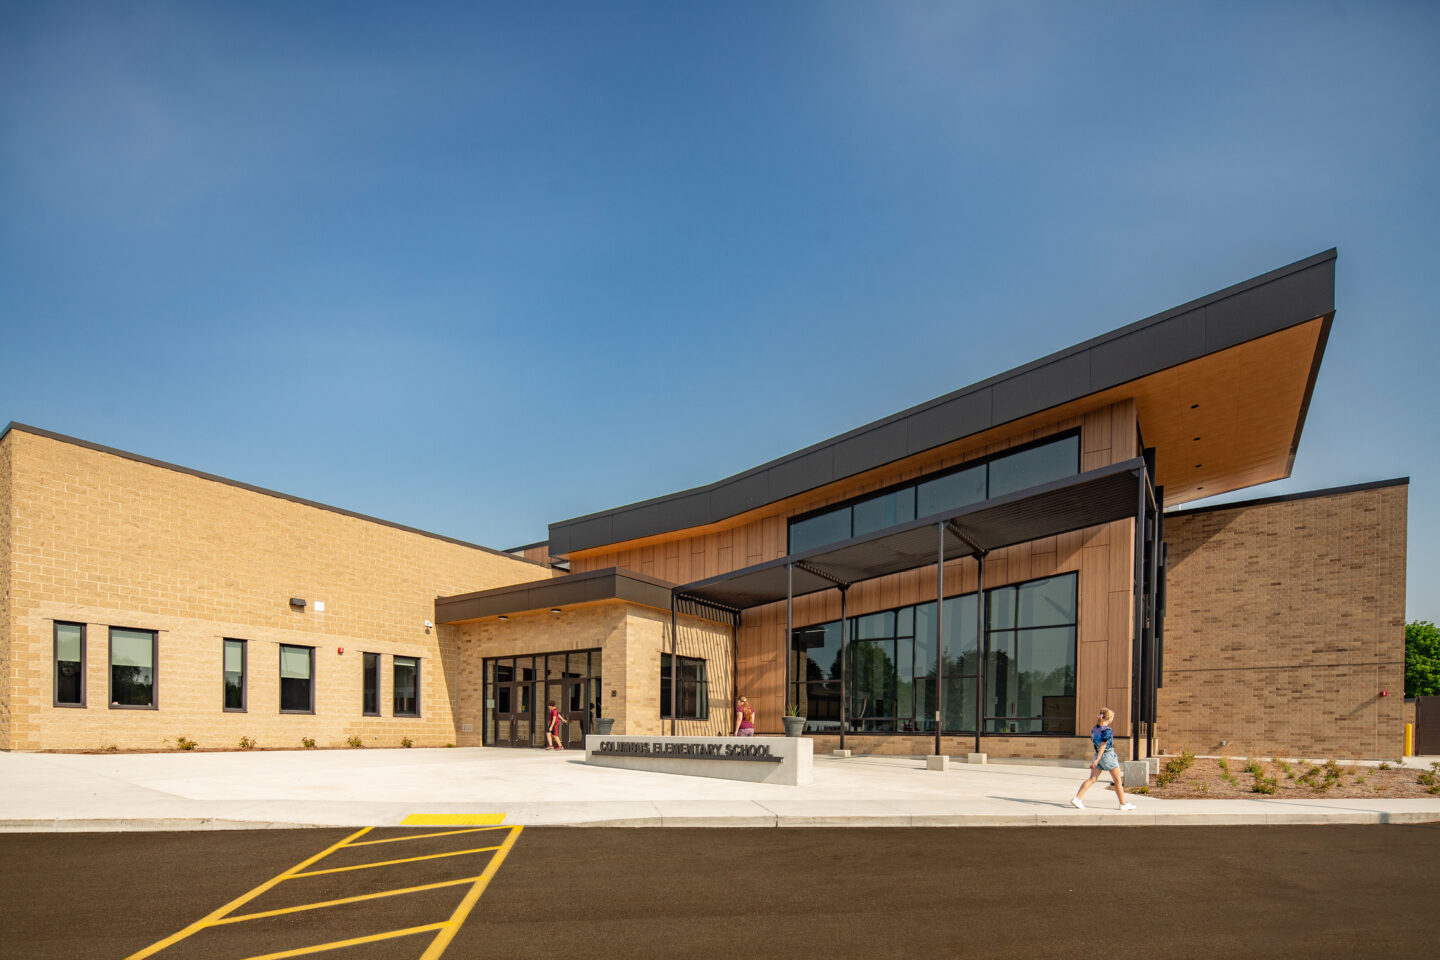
[{"xmin": 675, "ymin": 457, "xmax": 1152, "ymax": 610}]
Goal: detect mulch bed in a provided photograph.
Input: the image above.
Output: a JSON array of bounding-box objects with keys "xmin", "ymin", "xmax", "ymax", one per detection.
[{"xmin": 1137, "ymin": 756, "xmax": 1440, "ymax": 800}]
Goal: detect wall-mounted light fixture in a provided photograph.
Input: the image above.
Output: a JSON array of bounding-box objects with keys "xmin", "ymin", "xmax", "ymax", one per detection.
[
  {"xmin": 550, "ymin": 608, "xmax": 562, "ymax": 614},
  {"xmin": 289, "ymin": 597, "xmax": 306, "ymax": 609},
  {"xmin": 497, "ymin": 615, "xmax": 509, "ymax": 621},
  {"xmin": 424, "ymin": 619, "xmax": 433, "ymax": 629}
]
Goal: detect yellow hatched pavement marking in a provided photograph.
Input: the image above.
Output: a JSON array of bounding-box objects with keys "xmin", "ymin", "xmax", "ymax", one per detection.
[
  {"xmin": 214, "ymin": 875, "xmax": 486, "ymax": 925},
  {"xmin": 236, "ymin": 922, "xmax": 447, "ymax": 960},
  {"xmin": 123, "ymin": 826, "xmax": 375, "ymax": 960},
  {"xmin": 418, "ymin": 825, "xmax": 524, "ymax": 960},
  {"xmin": 289, "ymin": 844, "xmax": 502, "ymax": 878},
  {"xmin": 401, "ymin": 813, "xmax": 506, "ymax": 826},
  {"xmin": 348, "ymin": 825, "xmax": 512, "ymax": 847}
]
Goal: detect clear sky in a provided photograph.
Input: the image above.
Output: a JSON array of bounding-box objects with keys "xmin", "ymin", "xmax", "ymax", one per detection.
[{"xmin": 1, "ymin": 1, "xmax": 1436, "ymax": 620}]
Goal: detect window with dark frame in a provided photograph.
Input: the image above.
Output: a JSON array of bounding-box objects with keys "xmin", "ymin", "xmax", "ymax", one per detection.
[
  {"xmin": 54, "ymin": 622, "xmax": 85, "ymax": 707},
  {"xmin": 787, "ymin": 431, "xmax": 1081, "ymax": 554},
  {"xmin": 279, "ymin": 644, "xmax": 315, "ymax": 714},
  {"xmin": 223, "ymin": 639, "xmax": 246, "ymax": 712},
  {"xmin": 393, "ymin": 656, "xmax": 419, "ymax": 717},
  {"xmin": 790, "ymin": 572, "xmax": 1077, "ymax": 736},
  {"xmin": 660, "ymin": 654, "xmax": 709, "ymax": 720},
  {"xmin": 363, "ymin": 652, "xmax": 381, "ymax": 716},
  {"xmin": 109, "ymin": 627, "xmax": 157, "ymax": 709}
]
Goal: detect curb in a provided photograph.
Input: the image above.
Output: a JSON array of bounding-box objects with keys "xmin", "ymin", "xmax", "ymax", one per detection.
[{"xmin": 3, "ymin": 810, "xmax": 1438, "ymax": 832}]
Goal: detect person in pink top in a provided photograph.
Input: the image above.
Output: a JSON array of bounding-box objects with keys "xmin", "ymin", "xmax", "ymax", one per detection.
[
  {"xmin": 544, "ymin": 700, "xmax": 564, "ymax": 750},
  {"xmin": 734, "ymin": 696, "xmax": 755, "ymax": 736}
]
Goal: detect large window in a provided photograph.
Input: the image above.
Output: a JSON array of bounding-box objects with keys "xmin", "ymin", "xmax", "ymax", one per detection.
[
  {"xmin": 787, "ymin": 432, "xmax": 1080, "ymax": 554},
  {"xmin": 393, "ymin": 656, "xmax": 419, "ymax": 717},
  {"xmin": 790, "ymin": 572, "xmax": 1077, "ymax": 735},
  {"xmin": 986, "ymin": 575, "xmax": 1077, "ymax": 734},
  {"xmin": 279, "ymin": 644, "xmax": 315, "ymax": 714},
  {"xmin": 660, "ymin": 654, "xmax": 709, "ymax": 720},
  {"xmin": 54, "ymin": 622, "xmax": 85, "ymax": 707},
  {"xmin": 223, "ymin": 639, "xmax": 246, "ymax": 712},
  {"xmin": 363, "ymin": 653, "xmax": 381, "ymax": 716},
  {"xmin": 109, "ymin": 627, "xmax": 156, "ymax": 709}
]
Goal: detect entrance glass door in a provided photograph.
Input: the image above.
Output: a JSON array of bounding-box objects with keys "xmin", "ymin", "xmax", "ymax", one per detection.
[{"xmin": 484, "ymin": 650, "xmax": 602, "ymax": 748}]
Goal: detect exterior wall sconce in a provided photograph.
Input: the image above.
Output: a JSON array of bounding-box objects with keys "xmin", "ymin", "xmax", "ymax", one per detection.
[
  {"xmin": 289, "ymin": 597, "xmax": 306, "ymax": 609},
  {"xmin": 550, "ymin": 608, "xmax": 562, "ymax": 614},
  {"xmin": 497, "ymin": 615, "xmax": 509, "ymax": 621}
]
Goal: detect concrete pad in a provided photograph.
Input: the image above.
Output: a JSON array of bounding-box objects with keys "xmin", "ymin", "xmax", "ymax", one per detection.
[{"xmin": 3, "ymin": 747, "xmax": 1439, "ymax": 831}]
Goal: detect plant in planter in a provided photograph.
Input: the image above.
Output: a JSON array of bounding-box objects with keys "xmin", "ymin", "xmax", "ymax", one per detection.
[
  {"xmin": 782, "ymin": 702, "xmax": 806, "ymax": 738},
  {"xmin": 593, "ymin": 703, "xmax": 615, "ymax": 736}
]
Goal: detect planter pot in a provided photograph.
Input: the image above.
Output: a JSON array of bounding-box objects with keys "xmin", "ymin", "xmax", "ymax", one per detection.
[
  {"xmin": 782, "ymin": 716, "xmax": 806, "ymax": 738},
  {"xmin": 593, "ymin": 717, "xmax": 615, "ymax": 736}
]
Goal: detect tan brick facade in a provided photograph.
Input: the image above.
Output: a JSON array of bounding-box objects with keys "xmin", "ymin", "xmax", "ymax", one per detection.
[
  {"xmin": 0, "ymin": 427, "xmax": 551, "ymax": 751},
  {"xmin": 1159, "ymin": 482, "xmax": 1408, "ymax": 759},
  {"xmin": 452, "ymin": 600, "xmax": 733, "ymax": 744}
]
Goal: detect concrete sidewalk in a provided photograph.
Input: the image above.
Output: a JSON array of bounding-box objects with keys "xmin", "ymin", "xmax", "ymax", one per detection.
[{"xmin": 2, "ymin": 747, "xmax": 1438, "ymax": 831}]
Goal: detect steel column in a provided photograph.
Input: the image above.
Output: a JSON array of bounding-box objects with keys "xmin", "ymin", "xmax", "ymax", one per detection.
[
  {"xmin": 670, "ymin": 600, "xmax": 679, "ymax": 736},
  {"xmin": 975, "ymin": 552, "xmax": 985, "ymax": 755},
  {"xmin": 838, "ymin": 584, "xmax": 848, "ymax": 752},
  {"xmin": 785, "ymin": 562, "xmax": 793, "ymax": 724},
  {"xmin": 935, "ymin": 521, "xmax": 945, "ymax": 757},
  {"xmin": 1146, "ymin": 486, "xmax": 1163, "ymax": 757},
  {"xmin": 1131, "ymin": 473, "xmax": 1146, "ymax": 761}
]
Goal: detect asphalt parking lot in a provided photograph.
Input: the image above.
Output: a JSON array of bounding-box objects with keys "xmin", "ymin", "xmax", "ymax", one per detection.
[{"xmin": 3, "ymin": 823, "xmax": 1438, "ymax": 959}]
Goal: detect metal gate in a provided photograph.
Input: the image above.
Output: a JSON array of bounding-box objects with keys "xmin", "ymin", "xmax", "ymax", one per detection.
[{"xmin": 1415, "ymin": 696, "xmax": 1440, "ymax": 756}]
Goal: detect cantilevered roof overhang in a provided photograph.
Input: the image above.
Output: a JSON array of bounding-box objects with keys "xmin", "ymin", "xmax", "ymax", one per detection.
[
  {"xmin": 675, "ymin": 458, "xmax": 1152, "ymax": 611},
  {"xmin": 550, "ymin": 250, "xmax": 1335, "ymax": 557}
]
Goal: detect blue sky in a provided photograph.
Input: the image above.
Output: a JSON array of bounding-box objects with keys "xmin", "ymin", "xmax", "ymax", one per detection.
[{"xmin": 1, "ymin": 1, "xmax": 1436, "ymax": 620}]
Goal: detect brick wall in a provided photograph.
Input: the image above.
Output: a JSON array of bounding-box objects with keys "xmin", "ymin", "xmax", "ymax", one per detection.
[
  {"xmin": 1, "ymin": 428, "xmax": 552, "ymax": 751},
  {"xmin": 1160, "ymin": 482, "xmax": 1407, "ymax": 759},
  {"xmin": 0, "ymin": 433, "xmax": 11, "ymax": 748}
]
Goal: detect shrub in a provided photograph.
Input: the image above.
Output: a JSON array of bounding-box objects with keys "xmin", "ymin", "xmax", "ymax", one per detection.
[
  {"xmin": 1378, "ymin": 761, "xmax": 1392, "ymax": 771},
  {"xmin": 1154, "ymin": 750, "xmax": 1195, "ymax": 788},
  {"xmin": 300, "ymin": 737, "xmax": 316, "ymax": 749},
  {"xmin": 1131, "ymin": 786, "xmax": 1149, "ymax": 795},
  {"xmin": 444, "ymin": 742, "xmax": 455, "ymax": 748},
  {"xmin": 1244, "ymin": 757, "xmax": 1263, "ymax": 777},
  {"xmin": 1417, "ymin": 769, "xmax": 1438, "ymax": 788},
  {"xmin": 238, "ymin": 736, "xmax": 256, "ymax": 750},
  {"xmin": 346, "ymin": 736, "xmax": 363, "ymax": 748},
  {"xmin": 400, "ymin": 737, "xmax": 414, "ymax": 748},
  {"xmin": 174, "ymin": 735, "xmax": 197, "ymax": 751}
]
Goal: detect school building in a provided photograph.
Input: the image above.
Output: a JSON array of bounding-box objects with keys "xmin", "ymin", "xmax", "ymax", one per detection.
[{"xmin": 0, "ymin": 249, "xmax": 1408, "ymax": 760}]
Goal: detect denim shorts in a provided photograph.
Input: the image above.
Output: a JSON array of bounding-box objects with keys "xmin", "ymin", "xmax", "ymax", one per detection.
[{"xmin": 1096, "ymin": 748, "xmax": 1119, "ymax": 771}]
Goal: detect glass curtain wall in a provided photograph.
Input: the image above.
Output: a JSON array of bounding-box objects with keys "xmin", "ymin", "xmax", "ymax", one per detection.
[{"xmin": 790, "ymin": 572, "xmax": 1077, "ymax": 735}]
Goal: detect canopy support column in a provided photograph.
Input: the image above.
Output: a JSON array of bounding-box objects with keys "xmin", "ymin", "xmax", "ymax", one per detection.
[
  {"xmin": 935, "ymin": 521, "xmax": 945, "ymax": 757},
  {"xmin": 670, "ymin": 603, "xmax": 679, "ymax": 736},
  {"xmin": 785, "ymin": 562, "xmax": 793, "ymax": 727},
  {"xmin": 838, "ymin": 584, "xmax": 849, "ymax": 752},
  {"xmin": 975, "ymin": 549, "xmax": 985, "ymax": 755}
]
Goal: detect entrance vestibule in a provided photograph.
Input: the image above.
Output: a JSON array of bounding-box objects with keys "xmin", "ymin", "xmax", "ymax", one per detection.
[{"xmin": 484, "ymin": 650, "xmax": 602, "ymax": 748}]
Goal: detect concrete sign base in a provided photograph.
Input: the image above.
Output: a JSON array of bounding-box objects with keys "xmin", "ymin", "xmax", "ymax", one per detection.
[{"xmin": 585, "ymin": 735, "xmax": 813, "ymax": 785}]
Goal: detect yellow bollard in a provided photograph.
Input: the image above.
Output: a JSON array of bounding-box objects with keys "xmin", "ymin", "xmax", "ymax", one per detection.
[{"xmin": 1404, "ymin": 723, "xmax": 1414, "ymax": 757}]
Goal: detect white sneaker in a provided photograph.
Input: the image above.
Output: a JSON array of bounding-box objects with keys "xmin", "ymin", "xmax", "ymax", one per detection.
[
  {"xmin": 1119, "ymin": 802, "xmax": 1137, "ymax": 811},
  {"xmin": 1069, "ymin": 797, "xmax": 1085, "ymax": 810}
]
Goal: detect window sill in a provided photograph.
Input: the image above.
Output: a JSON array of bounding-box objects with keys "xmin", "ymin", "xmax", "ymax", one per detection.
[{"xmin": 109, "ymin": 704, "xmax": 157, "ymax": 710}]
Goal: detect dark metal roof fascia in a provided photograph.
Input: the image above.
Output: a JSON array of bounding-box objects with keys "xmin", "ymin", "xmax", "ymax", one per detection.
[
  {"xmin": 1165, "ymin": 476, "xmax": 1409, "ymax": 519},
  {"xmin": 434, "ymin": 566, "xmax": 688, "ymax": 623},
  {"xmin": 675, "ymin": 458, "xmax": 1147, "ymax": 611},
  {"xmin": 0, "ymin": 422, "xmax": 544, "ymax": 566},
  {"xmin": 549, "ymin": 250, "xmax": 1336, "ymax": 556}
]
